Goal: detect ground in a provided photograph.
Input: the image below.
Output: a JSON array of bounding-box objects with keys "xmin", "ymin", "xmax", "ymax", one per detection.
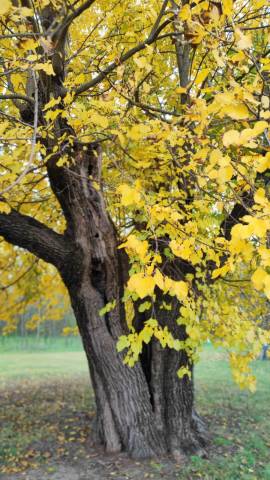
[{"xmin": 0, "ymin": 338, "xmax": 270, "ymax": 480}]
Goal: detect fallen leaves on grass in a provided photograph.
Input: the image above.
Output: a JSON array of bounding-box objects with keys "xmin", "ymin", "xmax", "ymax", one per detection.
[{"xmin": 0, "ymin": 377, "xmax": 94, "ymax": 474}]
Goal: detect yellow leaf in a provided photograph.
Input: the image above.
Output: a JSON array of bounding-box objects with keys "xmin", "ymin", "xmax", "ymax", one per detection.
[
  {"xmin": 255, "ymin": 153, "xmax": 270, "ymax": 173},
  {"xmin": 44, "ymin": 108, "xmax": 62, "ymax": 121},
  {"xmin": 127, "ymin": 273, "xmax": 155, "ymax": 298},
  {"xmin": 222, "ymin": 103, "xmax": 249, "ymax": 120},
  {"xmin": 218, "ymin": 164, "xmax": 234, "ymax": 182},
  {"xmin": 212, "ymin": 265, "xmax": 229, "ymax": 279},
  {"xmin": 134, "ymin": 56, "xmax": 148, "ymax": 69},
  {"xmin": 251, "ymin": 268, "xmax": 268, "ymax": 290},
  {"xmin": 260, "ymin": 111, "xmax": 270, "ymax": 119},
  {"xmin": 0, "ymin": 202, "xmax": 11, "ymax": 214},
  {"xmin": 223, "ymin": 130, "xmax": 240, "ymax": 147},
  {"xmin": 179, "ymin": 4, "xmax": 191, "ymax": 21},
  {"xmin": 43, "ymin": 97, "xmax": 61, "ymax": 111},
  {"xmin": 120, "ymin": 234, "xmax": 149, "ymax": 262},
  {"xmin": 223, "ymin": 0, "xmax": 233, "ymax": 16},
  {"xmin": 116, "ymin": 335, "xmax": 130, "ymax": 352},
  {"xmin": 34, "ymin": 62, "xmax": 55, "ymax": 76},
  {"xmin": 127, "ymin": 124, "xmax": 148, "ymax": 140},
  {"xmin": 0, "ymin": 0, "xmax": 11, "ymax": 15},
  {"xmin": 117, "ymin": 184, "xmax": 141, "ymax": 206},
  {"xmin": 235, "ymin": 28, "xmax": 252, "ymax": 50},
  {"xmin": 170, "ymin": 239, "xmax": 193, "ymax": 260},
  {"xmin": 139, "ymin": 326, "xmax": 153, "ymax": 344},
  {"xmin": 20, "ymin": 38, "xmax": 37, "ymax": 51},
  {"xmin": 253, "ymin": 120, "xmax": 268, "ymax": 136},
  {"xmin": 243, "ymin": 216, "xmax": 268, "ymax": 237},
  {"xmin": 91, "ymin": 112, "xmax": 109, "ymax": 128},
  {"xmin": 20, "ymin": 7, "xmax": 33, "ymax": 16},
  {"xmin": 195, "ymin": 68, "xmax": 209, "ymax": 85},
  {"xmin": 176, "ymin": 87, "xmax": 187, "ymax": 94},
  {"xmin": 171, "ymin": 280, "xmax": 189, "ymax": 301},
  {"xmin": 223, "ymin": 122, "xmax": 268, "ymax": 147},
  {"xmin": 186, "ymin": 324, "xmax": 200, "ymax": 341},
  {"xmin": 230, "ymin": 51, "xmax": 245, "ymax": 63},
  {"xmin": 254, "ymin": 188, "xmax": 266, "ymax": 205},
  {"xmin": 154, "ymin": 270, "xmax": 165, "ymax": 290},
  {"xmin": 177, "ymin": 366, "xmax": 191, "ymax": 379}
]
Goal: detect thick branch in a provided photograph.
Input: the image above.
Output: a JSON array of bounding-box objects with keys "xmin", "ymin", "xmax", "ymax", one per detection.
[
  {"xmin": 0, "ymin": 93, "xmax": 34, "ymax": 105},
  {"xmin": 55, "ymin": 0, "xmax": 97, "ymax": 38},
  {"xmin": 0, "ymin": 209, "xmax": 71, "ymax": 268}
]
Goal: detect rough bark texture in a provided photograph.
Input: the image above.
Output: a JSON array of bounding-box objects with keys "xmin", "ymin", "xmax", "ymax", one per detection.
[{"xmin": 47, "ymin": 143, "xmax": 208, "ymax": 458}]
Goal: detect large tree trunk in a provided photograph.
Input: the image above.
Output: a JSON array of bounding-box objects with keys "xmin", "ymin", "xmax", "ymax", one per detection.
[
  {"xmin": 67, "ymin": 273, "xmax": 208, "ymax": 458},
  {"xmin": 45, "ymin": 140, "xmax": 208, "ymax": 459},
  {"xmin": 64, "ymin": 260, "xmax": 208, "ymax": 458}
]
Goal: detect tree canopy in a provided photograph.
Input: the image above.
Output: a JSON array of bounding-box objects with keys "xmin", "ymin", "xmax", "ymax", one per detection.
[{"xmin": 0, "ymin": 0, "xmax": 270, "ymax": 391}]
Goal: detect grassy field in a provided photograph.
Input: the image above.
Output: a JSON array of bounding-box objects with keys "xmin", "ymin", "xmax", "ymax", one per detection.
[
  {"xmin": 0, "ymin": 340, "xmax": 270, "ymax": 479},
  {"xmin": 0, "ymin": 335, "xmax": 83, "ymax": 353}
]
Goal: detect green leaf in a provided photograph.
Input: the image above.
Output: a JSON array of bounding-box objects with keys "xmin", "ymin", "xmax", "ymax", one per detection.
[{"xmin": 116, "ymin": 335, "xmax": 130, "ymax": 352}]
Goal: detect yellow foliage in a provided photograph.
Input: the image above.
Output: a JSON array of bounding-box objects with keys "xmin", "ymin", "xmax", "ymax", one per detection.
[
  {"xmin": 0, "ymin": 0, "xmax": 269, "ymax": 391},
  {"xmin": 117, "ymin": 184, "xmax": 142, "ymax": 206},
  {"xmin": 0, "ymin": 0, "xmax": 11, "ymax": 15},
  {"xmin": 127, "ymin": 273, "xmax": 155, "ymax": 299}
]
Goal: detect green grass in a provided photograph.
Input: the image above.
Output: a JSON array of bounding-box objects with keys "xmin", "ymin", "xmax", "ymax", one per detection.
[
  {"xmin": 0, "ymin": 336, "xmax": 87, "ymax": 380},
  {"xmin": 0, "ymin": 335, "xmax": 83, "ymax": 353},
  {"xmin": 189, "ymin": 345, "xmax": 270, "ymax": 479},
  {"xmin": 0, "ymin": 340, "xmax": 269, "ymax": 479},
  {"xmin": 0, "ymin": 351, "xmax": 88, "ymax": 379}
]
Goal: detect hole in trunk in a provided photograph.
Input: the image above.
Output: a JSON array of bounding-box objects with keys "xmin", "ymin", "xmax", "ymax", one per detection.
[{"xmin": 140, "ymin": 342, "xmax": 154, "ymax": 408}]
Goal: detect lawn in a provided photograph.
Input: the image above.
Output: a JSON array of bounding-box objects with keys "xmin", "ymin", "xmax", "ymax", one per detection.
[{"xmin": 0, "ymin": 341, "xmax": 269, "ymax": 479}]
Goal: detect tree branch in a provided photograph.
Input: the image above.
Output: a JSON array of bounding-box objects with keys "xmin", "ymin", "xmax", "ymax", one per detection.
[
  {"xmin": 61, "ymin": 0, "xmax": 97, "ymax": 29},
  {"xmin": 0, "ymin": 93, "xmax": 34, "ymax": 106},
  {"xmin": 220, "ymin": 191, "xmax": 254, "ymax": 240},
  {"xmin": 50, "ymin": 0, "xmax": 97, "ymax": 41},
  {"xmin": 0, "ymin": 209, "xmax": 72, "ymax": 268},
  {"xmin": 74, "ymin": 17, "xmax": 172, "ymax": 96}
]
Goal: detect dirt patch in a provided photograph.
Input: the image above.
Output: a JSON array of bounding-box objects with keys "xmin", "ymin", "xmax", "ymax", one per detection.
[{"xmin": 0, "ymin": 457, "xmax": 186, "ymax": 480}]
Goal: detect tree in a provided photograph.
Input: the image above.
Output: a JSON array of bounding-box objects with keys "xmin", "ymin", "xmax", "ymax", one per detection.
[{"xmin": 0, "ymin": 0, "xmax": 270, "ymax": 459}]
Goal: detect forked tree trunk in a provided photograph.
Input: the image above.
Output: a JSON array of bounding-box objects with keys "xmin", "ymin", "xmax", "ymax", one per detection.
[
  {"xmin": 65, "ymin": 255, "xmax": 207, "ymax": 458},
  {"xmin": 46, "ymin": 142, "xmax": 208, "ymax": 459}
]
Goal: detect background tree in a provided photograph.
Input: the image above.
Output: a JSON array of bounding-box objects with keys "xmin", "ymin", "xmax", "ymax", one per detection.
[{"xmin": 0, "ymin": 0, "xmax": 269, "ymax": 459}]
